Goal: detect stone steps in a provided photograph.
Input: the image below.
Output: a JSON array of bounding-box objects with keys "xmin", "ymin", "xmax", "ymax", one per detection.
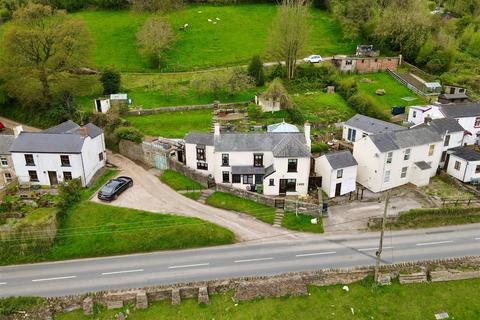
[
  {"xmin": 197, "ymin": 189, "xmax": 215, "ymax": 204},
  {"xmin": 273, "ymin": 209, "xmax": 284, "ymax": 227}
]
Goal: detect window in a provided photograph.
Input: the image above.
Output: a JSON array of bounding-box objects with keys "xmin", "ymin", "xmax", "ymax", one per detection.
[
  {"xmin": 362, "ymin": 133, "xmax": 368, "ymax": 138},
  {"xmin": 459, "ymin": 88, "xmax": 465, "ymax": 93},
  {"xmin": 269, "ymin": 179, "xmax": 274, "ymax": 186},
  {"xmin": 63, "ymin": 171, "xmax": 72, "ymax": 181},
  {"xmin": 475, "ymin": 117, "xmax": 480, "ymax": 128},
  {"xmin": 346, "ymin": 59, "xmax": 352, "ymax": 65},
  {"xmin": 0, "ymin": 157, "xmax": 7, "ymax": 166},
  {"xmin": 60, "ymin": 155, "xmax": 71, "ymax": 167},
  {"xmin": 428, "ymin": 144, "xmax": 435, "ymax": 156},
  {"xmin": 28, "ymin": 170, "xmax": 38, "ymax": 182},
  {"xmin": 337, "ymin": 169, "xmax": 343, "ymax": 179},
  {"xmin": 255, "ymin": 175, "xmax": 263, "ymax": 185},
  {"xmin": 404, "ymin": 149, "xmax": 411, "ymax": 161},
  {"xmin": 286, "ymin": 179, "xmax": 296, "ymax": 192},
  {"xmin": 401, "ymin": 167, "xmax": 408, "ymax": 178},
  {"xmin": 347, "ymin": 128, "xmax": 356, "ymax": 142},
  {"xmin": 25, "ymin": 154, "xmax": 35, "ymax": 166},
  {"xmin": 384, "ymin": 170, "xmax": 390, "ymax": 183},
  {"xmin": 222, "ymin": 171, "xmax": 229, "ymax": 183},
  {"xmin": 99, "ymin": 152, "xmax": 104, "ymax": 161},
  {"xmin": 288, "ymin": 159, "xmax": 297, "ymax": 172},
  {"xmin": 197, "ymin": 162, "xmax": 208, "ymax": 170},
  {"xmin": 196, "ymin": 147, "xmax": 205, "ymax": 161},
  {"xmin": 386, "ymin": 152, "xmax": 393, "ymax": 164},
  {"xmin": 476, "ymin": 165, "xmax": 480, "ymax": 174},
  {"xmin": 444, "ymin": 135, "xmax": 450, "ymax": 147},
  {"xmin": 221, "ymin": 154, "xmax": 229, "ymax": 166},
  {"xmin": 243, "ymin": 175, "xmax": 253, "ymax": 185},
  {"xmin": 4, "ymin": 172, "xmax": 12, "ymax": 183},
  {"xmin": 232, "ymin": 174, "xmax": 241, "ymax": 183},
  {"xmin": 412, "ymin": 110, "xmax": 417, "ymax": 118},
  {"xmin": 441, "ymin": 151, "xmax": 447, "ymax": 162},
  {"xmin": 254, "ymin": 154, "xmax": 263, "ymax": 167},
  {"xmin": 454, "ymin": 161, "xmax": 461, "ymax": 171}
]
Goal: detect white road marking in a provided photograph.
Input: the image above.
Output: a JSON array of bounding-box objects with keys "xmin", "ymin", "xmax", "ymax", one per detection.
[
  {"xmin": 168, "ymin": 263, "xmax": 209, "ymax": 269},
  {"xmin": 295, "ymin": 251, "xmax": 336, "ymax": 258},
  {"xmin": 358, "ymin": 246, "xmax": 393, "ymax": 252},
  {"xmin": 0, "ymin": 282, "xmax": 6, "ymax": 285},
  {"xmin": 475, "ymin": 238, "xmax": 480, "ymax": 240},
  {"xmin": 416, "ymin": 240, "xmax": 453, "ymax": 247},
  {"xmin": 234, "ymin": 257, "xmax": 274, "ymax": 263},
  {"xmin": 32, "ymin": 276, "xmax": 76, "ymax": 282},
  {"xmin": 101, "ymin": 269, "xmax": 144, "ymax": 276}
]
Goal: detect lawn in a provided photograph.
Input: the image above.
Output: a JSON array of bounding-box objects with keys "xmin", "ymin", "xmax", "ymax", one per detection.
[
  {"xmin": 421, "ymin": 175, "xmax": 476, "ymax": 200},
  {"xmin": 292, "ymin": 92, "xmax": 354, "ymax": 123},
  {"xmin": 182, "ymin": 192, "xmax": 201, "ymax": 201},
  {"xmin": 123, "ymin": 109, "xmax": 212, "ymax": 138},
  {"xmin": 160, "ymin": 169, "xmax": 205, "ymax": 191},
  {"xmin": 56, "ymin": 278, "xmax": 480, "ymax": 319},
  {"xmin": 345, "ymin": 72, "xmax": 428, "ymax": 111},
  {"xmin": 282, "ymin": 212, "xmax": 324, "ymax": 233},
  {"xmin": 205, "ymin": 192, "xmax": 276, "ymax": 224}
]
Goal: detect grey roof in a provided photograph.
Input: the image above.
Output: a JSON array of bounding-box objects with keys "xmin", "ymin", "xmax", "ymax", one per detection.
[
  {"xmin": 43, "ymin": 120, "xmax": 103, "ymax": 138},
  {"xmin": 440, "ymin": 103, "xmax": 480, "ymax": 118},
  {"xmin": 10, "ymin": 132, "xmax": 85, "ymax": 153},
  {"xmin": 345, "ymin": 114, "xmax": 405, "ymax": 134},
  {"xmin": 0, "ymin": 135, "xmax": 15, "ymax": 155},
  {"xmin": 264, "ymin": 164, "xmax": 276, "ymax": 177},
  {"xmin": 324, "ymin": 150, "xmax": 357, "ymax": 169},
  {"xmin": 414, "ymin": 161, "xmax": 431, "ymax": 170},
  {"xmin": 370, "ymin": 127, "xmax": 443, "ymax": 153},
  {"xmin": 231, "ymin": 166, "xmax": 266, "ymax": 175},
  {"xmin": 439, "ymin": 93, "xmax": 468, "ymax": 100},
  {"xmin": 215, "ymin": 133, "xmax": 310, "ymax": 158},
  {"xmin": 420, "ymin": 118, "xmax": 465, "ymax": 135},
  {"xmin": 185, "ymin": 132, "xmax": 214, "ymax": 146},
  {"xmin": 449, "ymin": 147, "xmax": 480, "ymax": 161}
]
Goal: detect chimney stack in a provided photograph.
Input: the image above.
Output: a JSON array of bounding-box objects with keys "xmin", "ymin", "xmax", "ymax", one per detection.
[
  {"xmin": 304, "ymin": 122, "xmax": 311, "ymax": 148},
  {"xmin": 78, "ymin": 126, "xmax": 88, "ymax": 138},
  {"xmin": 13, "ymin": 125, "xmax": 23, "ymax": 138},
  {"xmin": 214, "ymin": 123, "xmax": 221, "ymax": 136}
]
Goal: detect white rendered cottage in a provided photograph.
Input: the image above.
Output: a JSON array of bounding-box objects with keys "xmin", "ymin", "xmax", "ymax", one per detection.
[
  {"xmin": 445, "ymin": 147, "xmax": 480, "ymax": 183},
  {"xmin": 353, "ymin": 127, "xmax": 443, "ymax": 192},
  {"xmin": 315, "ymin": 150, "xmax": 357, "ymax": 198},
  {"xmin": 184, "ymin": 123, "xmax": 312, "ymax": 196},
  {"xmin": 343, "ymin": 114, "xmax": 405, "ymax": 143},
  {"xmin": 10, "ymin": 121, "xmax": 106, "ymax": 187}
]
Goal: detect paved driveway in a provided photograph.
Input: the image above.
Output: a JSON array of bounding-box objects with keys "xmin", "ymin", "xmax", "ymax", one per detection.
[{"xmin": 92, "ymin": 153, "xmax": 302, "ymax": 242}]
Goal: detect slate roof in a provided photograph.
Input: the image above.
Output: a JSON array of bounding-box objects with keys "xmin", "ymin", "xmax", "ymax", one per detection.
[
  {"xmin": 324, "ymin": 150, "xmax": 357, "ymax": 169},
  {"xmin": 0, "ymin": 135, "xmax": 15, "ymax": 155},
  {"xmin": 369, "ymin": 127, "xmax": 443, "ymax": 153},
  {"xmin": 264, "ymin": 164, "xmax": 276, "ymax": 177},
  {"xmin": 419, "ymin": 118, "xmax": 465, "ymax": 134},
  {"xmin": 43, "ymin": 120, "xmax": 103, "ymax": 138},
  {"xmin": 438, "ymin": 93, "xmax": 468, "ymax": 100},
  {"xmin": 414, "ymin": 161, "xmax": 431, "ymax": 170},
  {"xmin": 449, "ymin": 147, "xmax": 480, "ymax": 161},
  {"xmin": 10, "ymin": 132, "xmax": 85, "ymax": 153},
  {"xmin": 345, "ymin": 114, "xmax": 405, "ymax": 134},
  {"xmin": 440, "ymin": 103, "xmax": 480, "ymax": 118},
  {"xmin": 185, "ymin": 132, "xmax": 214, "ymax": 146},
  {"xmin": 231, "ymin": 166, "xmax": 266, "ymax": 175}
]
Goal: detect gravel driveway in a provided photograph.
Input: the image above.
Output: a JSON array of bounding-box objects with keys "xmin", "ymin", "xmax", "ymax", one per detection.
[{"xmin": 92, "ymin": 153, "xmax": 302, "ymax": 242}]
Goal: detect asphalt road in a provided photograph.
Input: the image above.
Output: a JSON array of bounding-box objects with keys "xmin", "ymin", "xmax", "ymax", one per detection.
[{"xmin": 1, "ymin": 223, "xmax": 479, "ymax": 297}]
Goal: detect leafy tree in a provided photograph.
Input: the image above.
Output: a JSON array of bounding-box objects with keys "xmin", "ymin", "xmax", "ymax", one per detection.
[
  {"xmin": 1, "ymin": 3, "xmax": 91, "ymax": 108},
  {"xmin": 268, "ymin": 0, "xmax": 310, "ymax": 80},
  {"xmin": 191, "ymin": 72, "xmax": 227, "ymax": 99},
  {"xmin": 347, "ymin": 92, "xmax": 389, "ymax": 121},
  {"xmin": 57, "ymin": 178, "xmax": 82, "ymax": 213},
  {"xmin": 115, "ymin": 126, "xmax": 144, "ymax": 143},
  {"xmin": 100, "ymin": 69, "xmax": 121, "ymax": 95},
  {"xmin": 331, "ymin": 0, "xmax": 379, "ymax": 40},
  {"xmin": 226, "ymin": 68, "xmax": 254, "ymax": 96},
  {"xmin": 136, "ymin": 16, "xmax": 175, "ymax": 68},
  {"xmin": 247, "ymin": 55, "xmax": 265, "ymax": 87},
  {"xmin": 286, "ymin": 107, "xmax": 304, "ymax": 124},
  {"xmin": 269, "ymin": 63, "xmax": 286, "ymax": 80}
]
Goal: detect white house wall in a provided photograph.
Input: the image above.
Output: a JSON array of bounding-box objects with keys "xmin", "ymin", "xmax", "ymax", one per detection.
[
  {"xmin": 185, "ymin": 143, "xmax": 215, "ymax": 176},
  {"xmin": 447, "ymin": 155, "xmax": 480, "ymax": 182},
  {"xmin": 314, "ymin": 156, "xmax": 356, "ymax": 197},
  {"xmin": 81, "ymin": 134, "xmax": 106, "ymax": 186},
  {"xmin": 342, "ymin": 125, "xmax": 370, "ymax": 143},
  {"xmin": 407, "ymin": 106, "xmax": 443, "ymax": 125},
  {"xmin": 263, "ymin": 157, "xmax": 310, "ymax": 196},
  {"xmin": 456, "ymin": 117, "xmax": 479, "ymax": 145}
]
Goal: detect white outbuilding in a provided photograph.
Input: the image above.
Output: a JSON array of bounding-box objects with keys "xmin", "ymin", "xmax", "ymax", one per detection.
[
  {"xmin": 445, "ymin": 147, "xmax": 480, "ymax": 183},
  {"xmin": 94, "ymin": 98, "xmax": 111, "ymax": 114},
  {"xmin": 315, "ymin": 150, "xmax": 358, "ymax": 198}
]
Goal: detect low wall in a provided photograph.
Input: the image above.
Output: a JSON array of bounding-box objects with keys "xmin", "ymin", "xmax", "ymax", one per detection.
[
  {"xmin": 167, "ymin": 158, "xmax": 209, "ymax": 187},
  {"xmin": 123, "ymin": 102, "xmax": 249, "ymax": 116}
]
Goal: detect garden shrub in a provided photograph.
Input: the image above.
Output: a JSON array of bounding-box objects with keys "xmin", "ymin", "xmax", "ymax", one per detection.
[
  {"xmin": 347, "ymin": 92, "xmax": 389, "ymax": 121},
  {"xmin": 57, "ymin": 179, "xmax": 82, "ymax": 213},
  {"xmin": 287, "ymin": 107, "xmax": 305, "ymax": 124},
  {"xmin": 336, "ymin": 77, "xmax": 358, "ymax": 100},
  {"xmin": 247, "ymin": 55, "xmax": 265, "ymax": 87},
  {"xmin": 100, "ymin": 69, "xmax": 121, "ymax": 95},
  {"xmin": 311, "ymin": 141, "xmax": 329, "ymax": 153},
  {"xmin": 115, "ymin": 126, "xmax": 144, "ymax": 143}
]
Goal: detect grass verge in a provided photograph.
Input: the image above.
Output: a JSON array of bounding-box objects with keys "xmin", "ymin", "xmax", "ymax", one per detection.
[
  {"xmin": 281, "ymin": 212, "xmax": 324, "ymax": 233},
  {"xmin": 205, "ymin": 192, "xmax": 276, "ymax": 224},
  {"xmin": 182, "ymin": 192, "xmax": 201, "ymax": 201},
  {"xmin": 160, "ymin": 169, "xmax": 205, "ymax": 191}
]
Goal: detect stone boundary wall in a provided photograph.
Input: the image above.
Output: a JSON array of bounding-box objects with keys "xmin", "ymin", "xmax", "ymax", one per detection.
[
  {"xmin": 119, "ymin": 140, "xmax": 144, "ymax": 164},
  {"xmin": 39, "ymin": 256, "xmax": 480, "ymax": 318},
  {"xmin": 123, "ymin": 102, "xmax": 249, "ymax": 116}
]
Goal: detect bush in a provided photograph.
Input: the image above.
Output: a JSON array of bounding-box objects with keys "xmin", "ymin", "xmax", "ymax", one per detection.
[
  {"xmin": 57, "ymin": 179, "xmax": 82, "ymax": 212},
  {"xmin": 347, "ymin": 92, "xmax": 389, "ymax": 121},
  {"xmin": 0, "ymin": 297, "xmax": 45, "ymax": 316},
  {"xmin": 336, "ymin": 77, "xmax": 358, "ymax": 100},
  {"xmin": 100, "ymin": 69, "xmax": 121, "ymax": 95},
  {"xmin": 269, "ymin": 63, "xmax": 286, "ymax": 80},
  {"xmin": 289, "ymin": 63, "xmax": 337, "ymax": 91},
  {"xmin": 94, "ymin": 0, "xmax": 129, "ymax": 9},
  {"xmin": 115, "ymin": 126, "xmax": 144, "ymax": 143},
  {"xmin": 131, "ymin": 0, "xmax": 183, "ymax": 12},
  {"xmin": 287, "ymin": 107, "xmax": 305, "ymax": 124},
  {"xmin": 311, "ymin": 141, "xmax": 329, "ymax": 153},
  {"xmin": 247, "ymin": 55, "xmax": 265, "ymax": 87}
]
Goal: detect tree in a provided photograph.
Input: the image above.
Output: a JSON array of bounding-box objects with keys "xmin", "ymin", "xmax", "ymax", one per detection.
[
  {"xmin": 264, "ymin": 78, "xmax": 292, "ymax": 109},
  {"xmin": 100, "ymin": 69, "xmax": 121, "ymax": 95},
  {"xmin": 268, "ymin": 0, "xmax": 310, "ymax": 80},
  {"xmin": 1, "ymin": 3, "xmax": 91, "ymax": 108},
  {"xmin": 247, "ymin": 55, "xmax": 265, "ymax": 87},
  {"xmin": 226, "ymin": 68, "xmax": 254, "ymax": 96},
  {"xmin": 136, "ymin": 16, "xmax": 175, "ymax": 68}
]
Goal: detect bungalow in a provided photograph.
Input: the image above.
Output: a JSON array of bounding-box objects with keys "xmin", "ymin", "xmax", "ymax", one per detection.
[
  {"xmin": 184, "ymin": 123, "xmax": 311, "ymax": 196},
  {"xmin": 353, "ymin": 127, "xmax": 443, "ymax": 192},
  {"xmin": 0, "ymin": 134, "xmax": 15, "ymax": 187},
  {"xmin": 445, "ymin": 147, "xmax": 480, "ymax": 183},
  {"xmin": 10, "ymin": 121, "xmax": 106, "ymax": 187},
  {"xmin": 315, "ymin": 150, "xmax": 357, "ymax": 198},
  {"xmin": 343, "ymin": 114, "xmax": 405, "ymax": 143}
]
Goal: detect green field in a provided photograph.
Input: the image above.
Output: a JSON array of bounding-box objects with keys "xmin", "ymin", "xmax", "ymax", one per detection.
[
  {"xmin": 56, "ymin": 278, "xmax": 480, "ymax": 319},
  {"xmin": 123, "ymin": 109, "xmax": 212, "ymax": 138},
  {"xmin": 292, "ymin": 92, "xmax": 354, "ymax": 123},
  {"xmin": 160, "ymin": 169, "xmax": 205, "ymax": 191},
  {"xmin": 69, "ymin": 5, "xmax": 357, "ymax": 72}
]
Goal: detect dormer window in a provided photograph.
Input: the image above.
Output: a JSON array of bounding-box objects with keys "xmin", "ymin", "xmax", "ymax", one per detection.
[
  {"xmin": 254, "ymin": 154, "xmax": 263, "ymax": 167},
  {"xmin": 196, "ymin": 146, "xmax": 205, "ymax": 161}
]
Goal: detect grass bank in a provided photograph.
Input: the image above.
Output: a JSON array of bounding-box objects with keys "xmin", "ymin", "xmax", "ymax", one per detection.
[
  {"xmin": 282, "ymin": 212, "xmax": 324, "ymax": 233},
  {"xmin": 160, "ymin": 169, "xmax": 205, "ymax": 191}
]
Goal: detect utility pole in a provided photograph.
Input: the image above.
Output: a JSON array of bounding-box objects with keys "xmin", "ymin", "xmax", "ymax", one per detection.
[{"xmin": 375, "ymin": 191, "xmax": 390, "ymax": 282}]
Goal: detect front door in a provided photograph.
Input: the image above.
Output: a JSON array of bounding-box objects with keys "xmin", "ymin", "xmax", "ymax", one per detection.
[
  {"xmin": 335, "ymin": 182, "xmax": 342, "ymax": 197},
  {"xmin": 48, "ymin": 171, "xmax": 58, "ymax": 185},
  {"xmin": 279, "ymin": 179, "xmax": 287, "ymax": 195},
  {"xmin": 444, "ymin": 154, "xmax": 450, "ymax": 170}
]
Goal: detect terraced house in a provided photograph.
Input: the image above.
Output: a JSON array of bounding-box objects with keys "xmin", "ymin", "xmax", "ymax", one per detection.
[{"xmin": 184, "ymin": 123, "xmax": 311, "ymax": 196}]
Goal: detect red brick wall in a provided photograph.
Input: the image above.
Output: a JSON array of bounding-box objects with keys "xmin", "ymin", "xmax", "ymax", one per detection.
[{"xmin": 353, "ymin": 56, "xmax": 400, "ymax": 73}]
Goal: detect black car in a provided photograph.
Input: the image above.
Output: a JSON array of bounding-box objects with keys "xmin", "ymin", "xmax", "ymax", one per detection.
[{"xmin": 97, "ymin": 176, "xmax": 133, "ymax": 201}]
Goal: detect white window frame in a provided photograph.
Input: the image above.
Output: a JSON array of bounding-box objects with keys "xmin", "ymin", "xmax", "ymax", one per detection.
[
  {"xmin": 386, "ymin": 152, "xmax": 393, "ymax": 164},
  {"xmin": 0, "ymin": 157, "xmax": 7, "ymax": 167},
  {"xmin": 404, "ymin": 148, "xmax": 411, "ymax": 161},
  {"xmin": 384, "ymin": 170, "xmax": 390, "ymax": 183},
  {"xmin": 401, "ymin": 167, "xmax": 408, "ymax": 178}
]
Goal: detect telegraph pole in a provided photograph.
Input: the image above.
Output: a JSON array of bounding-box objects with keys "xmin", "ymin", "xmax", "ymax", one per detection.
[{"xmin": 375, "ymin": 191, "xmax": 390, "ymax": 282}]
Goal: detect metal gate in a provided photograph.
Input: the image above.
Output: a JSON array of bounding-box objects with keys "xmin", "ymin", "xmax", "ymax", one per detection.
[{"xmin": 154, "ymin": 154, "xmax": 168, "ymax": 170}]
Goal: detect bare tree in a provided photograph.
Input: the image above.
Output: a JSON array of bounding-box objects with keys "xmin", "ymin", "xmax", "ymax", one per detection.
[
  {"xmin": 136, "ymin": 16, "xmax": 175, "ymax": 68},
  {"xmin": 268, "ymin": 0, "xmax": 310, "ymax": 80}
]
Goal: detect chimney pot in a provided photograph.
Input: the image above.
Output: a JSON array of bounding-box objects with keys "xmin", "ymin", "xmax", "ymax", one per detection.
[
  {"xmin": 214, "ymin": 123, "xmax": 221, "ymax": 136},
  {"xmin": 79, "ymin": 126, "xmax": 88, "ymax": 137}
]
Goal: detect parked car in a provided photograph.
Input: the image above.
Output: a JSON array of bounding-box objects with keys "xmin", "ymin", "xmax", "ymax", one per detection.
[
  {"xmin": 303, "ymin": 55, "xmax": 323, "ymax": 63},
  {"xmin": 97, "ymin": 176, "xmax": 133, "ymax": 201}
]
